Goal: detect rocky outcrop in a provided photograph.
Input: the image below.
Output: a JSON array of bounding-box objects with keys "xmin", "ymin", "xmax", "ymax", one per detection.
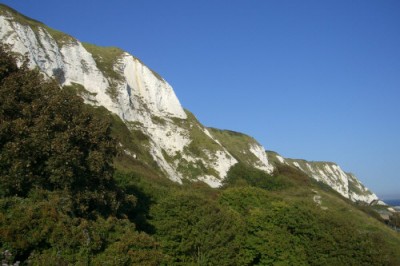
[{"xmin": 267, "ymin": 151, "xmax": 378, "ymax": 203}]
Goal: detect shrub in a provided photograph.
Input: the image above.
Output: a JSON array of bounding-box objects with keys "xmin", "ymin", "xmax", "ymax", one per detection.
[{"xmin": 0, "ymin": 45, "xmax": 122, "ymax": 217}]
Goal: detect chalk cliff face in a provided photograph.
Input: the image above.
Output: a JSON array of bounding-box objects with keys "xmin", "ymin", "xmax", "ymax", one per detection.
[
  {"xmin": 267, "ymin": 152, "xmax": 379, "ymax": 203},
  {"xmin": 0, "ymin": 5, "xmax": 273, "ymax": 188},
  {"xmin": 0, "ymin": 5, "xmax": 379, "ymax": 203},
  {"xmin": 0, "ymin": 12, "xmax": 186, "ymax": 121}
]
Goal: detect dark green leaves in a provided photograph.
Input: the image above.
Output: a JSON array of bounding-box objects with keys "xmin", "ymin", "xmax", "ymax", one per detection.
[{"xmin": 0, "ymin": 45, "xmax": 118, "ymax": 217}]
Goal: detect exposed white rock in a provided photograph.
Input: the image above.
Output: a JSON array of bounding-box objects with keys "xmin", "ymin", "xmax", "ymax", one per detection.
[
  {"xmin": 118, "ymin": 54, "xmax": 187, "ymax": 121},
  {"xmin": 0, "ymin": 13, "xmax": 187, "ymax": 124},
  {"xmin": 211, "ymin": 150, "xmax": 238, "ymax": 181},
  {"xmin": 306, "ymin": 163, "xmax": 315, "ymax": 173},
  {"xmin": 311, "ymin": 189, "xmax": 328, "ymax": 210},
  {"xmin": 276, "ymin": 155, "xmax": 285, "ymax": 164},
  {"xmin": 148, "ymin": 141, "xmax": 183, "ymax": 183},
  {"xmin": 293, "ymin": 162, "xmax": 304, "ymax": 172},
  {"xmin": 0, "ymin": 9, "xmax": 382, "ymax": 201},
  {"xmin": 0, "ymin": 16, "xmax": 58, "ymax": 72},
  {"xmin": 0, "ymin": 15, "xmax": 120, "ymax": 115},
  {"xmin": 198, "ymin": 175, "xmax": 224, "ymax": 188},
  {"xmin": 249, "ymin": 144, "xmax": 274, "ymax": 173},
  {"xmin": 347, "ymin": 174, "xmax": 378, "ymax": 203},
  {"xmin": 289, "ymin": 161, "xmax": 351, "ymax": 198},
  {"xmin": 0, "ymin": 12, "xmax": 193, "ymax": 185},
  {"xmin": 147, "ymin": 120, "xmax": 190, "ymax": 155},
  {"xmin": 298, "ymin": 161, "xmax": 376, "ymax": 203},
  {"xmin": 267, "ymin": 151, "xmax": 379, "ymax": 204},
  {"xmin": 123, "ymin": 149, "xmax": 137, "ymax": 159},
  {"xmin": 307, "ymin": 164, "xmax": 350, "ymax": 198},
  {"xmin": 376, "ymin": 200, "xmax": 387, "ymax": 206},
  {"xmin": 202, "ymin": 127, "xmax": 222, "ymax": 146}
]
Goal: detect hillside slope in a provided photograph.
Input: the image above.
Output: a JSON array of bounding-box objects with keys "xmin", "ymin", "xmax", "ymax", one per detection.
[
  {"xmin": 0, "ymin": 4, "xmax": 379, "ymax": 203},
  {"xmin": 1, "ymin": 6, "xmax": 399, "ymax": 265},
  {"xmin": 267, "ymin": 151, "xmax": 379, "ymax": 203}
]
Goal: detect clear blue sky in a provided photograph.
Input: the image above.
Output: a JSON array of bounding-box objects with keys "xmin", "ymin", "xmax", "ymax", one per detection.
[{"xmin": 2, "ymin": 0, "xmax": 400, "ymax": 199}]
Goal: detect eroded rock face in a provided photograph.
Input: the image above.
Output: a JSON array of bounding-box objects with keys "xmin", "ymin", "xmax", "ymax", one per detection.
[
  {"xmin": 0, "ymin": 14, "xmax": 187, "ymax": 121},
  {"xmin": 0, "ymin": 8, "xmax": 248, "ymax": 187},
  {"xmin": 268, "ymin": 152, "xmax": 379, "ymax": 204},
  {"xmin": 0, "ymin": 6, "xmax": 378, "ymax": 201}
]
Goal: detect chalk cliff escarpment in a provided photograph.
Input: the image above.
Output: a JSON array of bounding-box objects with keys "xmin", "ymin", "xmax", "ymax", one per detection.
[
  {"xmin": 267, "ymin": 151, "xmax": 378, "ymax": 203},
  {"xmin": 0, "ymin": 4, "xmax": 379, "ymax": 203}
]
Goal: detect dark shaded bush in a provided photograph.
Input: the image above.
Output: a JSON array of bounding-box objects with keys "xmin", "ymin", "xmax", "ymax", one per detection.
[
  {"xmin": 150, "ymin": 191, "xmax": 245, "ymax": 265},
  {"xmin": 223, "ymin": 162, "xmax": 291, "ymax": 190},
  {"xmin": 0, "ymin": 45, "xmax": 126, "ymax": 217},
  {"xmin": 0, "ymin": 192, "xmax": 163, "ymax": 265}
]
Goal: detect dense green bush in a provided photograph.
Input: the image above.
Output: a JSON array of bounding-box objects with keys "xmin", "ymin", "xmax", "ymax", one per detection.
[
  {"xmin": 0, "ymin": 46, "xmax": 124, "ymax": 217},
  {"xmin": 223, "ymin": 162, "xmax": 291, "ymax": 190},
  {"xmin": 149, "ymin": 190, "xmax": 245, "ymax": 265},
  {"xmin": 219, "ymin": 187, "xmax": 398, "ymax": 265},
  {"xmin": 0, "ymin": 191, "xmax": 163, "ymax": 265}
]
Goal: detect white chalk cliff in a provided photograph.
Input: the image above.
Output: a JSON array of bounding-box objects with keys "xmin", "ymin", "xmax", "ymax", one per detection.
[
  {"xmin": 0, "ymin": 5, "xmax": 379, "ymax": 203},
  {"xmin": 0, "ymin": 6, "xmax": 263, "ymax": 187},
  {"xmin": 267, "ymin": 152, "xmax": 379, "ymax": 203}
]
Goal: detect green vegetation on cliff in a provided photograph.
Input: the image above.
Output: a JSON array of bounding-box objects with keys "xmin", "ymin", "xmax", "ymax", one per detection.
[{"xmin": 1, "ymin": 46, "xmax": 400, "ymax": 265}]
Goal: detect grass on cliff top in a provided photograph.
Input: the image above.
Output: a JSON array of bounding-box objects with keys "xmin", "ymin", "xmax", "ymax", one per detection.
[
  {"xmin": 82, "ymin": 43, "xmax": 125, "ymax": 99},
  {"xmin": 81, "ymin": 43, "xmax": 124, "ymax": 81},
  {"xmin": 1, "ymin": 3, "xmax": 165, "ymax": 90},
  {"xmin": 0, "ymin": 4, "xmax": 75, "ymax": 46},
  {"xmin": 208, "ymin": 127, "xmax": 264, "ymax": 166},
  {"xmin": 0, "ymin": 4, "xmax": 43, "ymax": 29},
  {"xmin": 81, "ymin": 43, "xmax": 164, "ymax": 85}
]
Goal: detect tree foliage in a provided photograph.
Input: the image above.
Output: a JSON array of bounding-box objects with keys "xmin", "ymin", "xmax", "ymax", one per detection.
[
  {"xmin": 150, "ymin": 190, "xmax": 245, "ymax": 265},
  {"xmin": 0, "ymin": 46, "xmax": 163, "ymax": 264},
  {"xmin": 0, "ymin": 45, "xmax": 123, "ymax": 217},
  {"xmin": 0, "ymin": 191, "xmax": 163, "ymax": 265}
]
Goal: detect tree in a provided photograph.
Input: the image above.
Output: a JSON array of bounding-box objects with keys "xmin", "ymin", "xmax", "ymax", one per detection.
[{"xmin": 0, "ymin": 45, "xmax": 123, "ymax": 217}]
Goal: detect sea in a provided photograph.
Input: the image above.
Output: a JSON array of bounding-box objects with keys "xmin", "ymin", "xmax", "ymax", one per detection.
[{"xmin": 384, "ymin": 199, "xmax": 400, "ymax": 210}]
